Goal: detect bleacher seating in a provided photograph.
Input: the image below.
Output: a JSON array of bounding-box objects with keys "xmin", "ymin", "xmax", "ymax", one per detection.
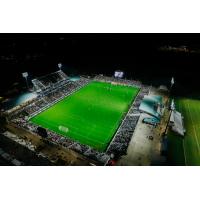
[
  {"xmin": 94, "ymin": 75, "xmax": 142, "ymax": 88},
  {"xmin": 32, "ymin": 70, "xmax": 68, "ymax": 92}
]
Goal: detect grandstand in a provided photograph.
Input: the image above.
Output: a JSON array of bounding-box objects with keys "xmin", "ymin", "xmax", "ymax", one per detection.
[
  {"xmin": 169, "ymin": 98, "xmax": 185, "ymax": 136},
  {"xmin": 2, "ymin": 70, "xmax": 200, "ymax": 165},
  {"xmin": 30, "ymin": 81, "xmax": 139, "ymax": 152},
  {"xmin": 169, "ymin": 110, "xmax": 185, "ymax": 136},
  {"xmin": 3, "ymin": 72, "xmax": 147, "ymax": 164},
  {"xmin": 32, "ymin": 70, "xmax": 68, "ymax": 92}
]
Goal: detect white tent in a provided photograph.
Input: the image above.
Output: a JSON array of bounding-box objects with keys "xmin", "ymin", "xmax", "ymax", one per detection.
[{"xmin": 170, "ymin": 110, "xmax": 185, "ymax": 136}]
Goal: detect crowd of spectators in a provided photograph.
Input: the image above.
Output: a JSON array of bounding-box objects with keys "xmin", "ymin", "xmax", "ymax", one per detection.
[
  {"xmin": 9, "ymin": 77, "xmax": 90, "ymax": 120},
  {"xmin": 32, "ymin": 70, "xmax": 68, "ymax": 91},
  {"xmin": 106, "ymin": 86, "xmax": 149, "ymax": 158},
  {"xmin": 94, "ymin": 75, "xmax": 142, "ymax": 88},
  {"xmin": 38, "ymin": 123, "xmax": 109, "ymax": 163}
]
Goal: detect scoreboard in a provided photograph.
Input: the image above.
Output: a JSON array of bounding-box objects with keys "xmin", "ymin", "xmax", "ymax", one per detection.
[{"xmin": 114, "ymin": 70, "xmax": 124, "ymax": 78}]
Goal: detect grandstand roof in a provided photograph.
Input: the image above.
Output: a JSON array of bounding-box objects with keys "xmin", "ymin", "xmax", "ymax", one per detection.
[
  {"xmin": 32, "ymin": 70, "xmax": 68, "ymax": 91},
  {"xmin": 139, "ymin": 95, "xmax": 163, "ymax": 119},
  {"xmin": 146, "ymin": 95, "xmax": 163, "ymax": 105},
  {"xmin": 70, "ymin": 76, "xmax": 80, "ymax": 81},
  {"xmin": 33, "ymin": 70, "xmax": 67, "ymax": 84},
  {"xmin": 159, "ymin": 85, "xmax": 169, "ymax": 92},
  {"xmin": 2, "ymin": 92, "xmax": 37, "ymax": 110}
]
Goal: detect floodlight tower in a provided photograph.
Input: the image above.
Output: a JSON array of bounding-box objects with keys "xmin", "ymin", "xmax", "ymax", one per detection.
[
  {"xmin": 170, "ymin": 77, "xmax": 175, "ymax": 90},
  {"xmin": 22, "ymin": 72, "xmax": 29, "ymax": 89},
  {"xmin": 163, "ymin": 77, "xmax": 175, "ymax": 136},
  {"xmin": 58, "ymin": 63, "xmax": 62, "ymax": 71}
]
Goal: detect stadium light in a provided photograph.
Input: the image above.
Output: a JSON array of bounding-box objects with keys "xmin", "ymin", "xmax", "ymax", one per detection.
[
  {"xmin": 22, "ymin": 72, "xmax": 29, "ymax": 89},
  {"xmin": 171, "ymin": 77, "xmax": 175, "ymax": 86},
  {"xmin": 58, "ymin": 63, "xmax": 62, "ymax": 70},
  {"xmin": 170, "ymin": 77, "xmax": 175, "ymax": 92}
]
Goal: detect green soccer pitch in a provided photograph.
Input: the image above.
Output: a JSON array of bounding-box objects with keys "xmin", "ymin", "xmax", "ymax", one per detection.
[
  {"xmin": 30, "ymin": 81, "xmax": 140, "ymax": 151},
  {"xmin": 168, "ymin": 98, "xmax": 200, "ymax": 165}
]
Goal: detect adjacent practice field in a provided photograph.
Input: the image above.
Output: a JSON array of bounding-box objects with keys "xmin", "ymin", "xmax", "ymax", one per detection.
[
  {"xmin": 30, "ymin": 81, "xmax": 139, "ymax": 151},
  {"xmin": 168, "ymin": 98, "xmax": 200, "ymax": 165}
]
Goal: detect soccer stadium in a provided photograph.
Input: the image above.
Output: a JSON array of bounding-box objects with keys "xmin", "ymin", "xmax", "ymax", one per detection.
[
  {"xmin": 1, "ymin": 65, "xmax": 200, "ymax": 166},
  {"xmin": 30, "ymin": 81, "xmax": 139, "ymax": 152},
  {"xmin": 0, "ymin": 64, "xmax": 173, "ymax": 165},
  {"xmin": 1, "ymin": 35, "xmax": 200, "ymax": 166}
]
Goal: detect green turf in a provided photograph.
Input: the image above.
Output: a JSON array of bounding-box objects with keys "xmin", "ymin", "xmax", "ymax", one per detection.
[
  {"xmin": 167, "ymin": 130, "xmax": 185, "ymax": 166},
  {"xmin": 30, "ymin": 81, "xmax": 139, "ymax": 151},
  {"xmin": 168, "ymin": 98, "xmax": 200, "ymax": 165}
]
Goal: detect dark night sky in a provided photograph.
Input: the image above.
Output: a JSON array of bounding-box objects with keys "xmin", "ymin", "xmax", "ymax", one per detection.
[{"xmin": 1, "ymin": 33, "xmax": 200, "ymax": 94}]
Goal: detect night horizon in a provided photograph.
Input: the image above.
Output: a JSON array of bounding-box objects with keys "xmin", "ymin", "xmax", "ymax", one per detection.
[{"xmin": 1, "ymin": 34, "xmax": 200, "ymax": 94}]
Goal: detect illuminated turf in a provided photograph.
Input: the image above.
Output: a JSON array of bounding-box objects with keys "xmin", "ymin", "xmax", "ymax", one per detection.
[
  {"xmin": 168, "ymin": 98, "xmax": 200, "ymax": 165},
  {"xmin": 30, "ymin": 81, "xmax": 139, "ymax": 151}
]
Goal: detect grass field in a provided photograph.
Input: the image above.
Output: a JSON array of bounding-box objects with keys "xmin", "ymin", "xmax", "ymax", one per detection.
[
  {"xmin": 30, "ymin": 81, "xmax": 139, "ymax": 151},
  {"xmin": 168, "ymin": 98, "xmax": 200, "ymax": 165}
]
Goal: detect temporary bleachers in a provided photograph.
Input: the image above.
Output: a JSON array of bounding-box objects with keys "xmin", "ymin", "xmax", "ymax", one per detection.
[{"xmin": 170, "ymin": 110, "xmax": 185, "ymax": 136}]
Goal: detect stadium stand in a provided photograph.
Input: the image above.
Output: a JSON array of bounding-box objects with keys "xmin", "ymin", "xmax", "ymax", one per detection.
[
  {"xmin": 32, "ymin": 70, "xmax": 68, "ymax": 92},
  {"xmin": 170, "ymin": 110, "xmax": 185, "ymax": 136},
  {"xmin": 169, "ymin": 98, "xmax": 185, "ymax": 136},
  {"xmin": 106, "ymin": 87, "xmax": 149, "ymax": 157},
  {"xmin": 6, "ymin": 73, "xmax": 149, "ymax": 164},
  {"xmin": 94, "ymin": 75, "xmax": 142, "ymax": 88}
]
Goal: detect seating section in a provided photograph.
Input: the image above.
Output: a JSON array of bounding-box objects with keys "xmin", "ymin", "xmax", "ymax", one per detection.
[
  {"xmin": 32, "ymin": 70, "xmax": 68, "ymax": 91},
  {"xmin": 95, "ymin": 75, "xmax": 142, "ymax": 88}
]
